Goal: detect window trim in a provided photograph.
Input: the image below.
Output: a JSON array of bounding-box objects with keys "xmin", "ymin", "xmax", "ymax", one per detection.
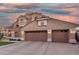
[
  {"xmin": 18, "ymin": 18, "xmax": 27, "ymax": 27},
  {"xmin": 37, "ymin": 20, "xmax": 47, "ymax": 26}
]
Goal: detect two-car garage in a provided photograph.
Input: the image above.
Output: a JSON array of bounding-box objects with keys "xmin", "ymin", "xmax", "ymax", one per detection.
[
  {"xmin": 17, "ymin": 12, "xmax": 79, "ymax": 43},
  {"xmin": 25, "ymin": 30, "xmax": 69, "ymax": 43}
]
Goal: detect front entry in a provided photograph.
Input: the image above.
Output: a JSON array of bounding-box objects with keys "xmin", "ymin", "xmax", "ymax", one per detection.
[{"xmin": 52, "ymin": 30, "xmax": 69, "ymax": 43}]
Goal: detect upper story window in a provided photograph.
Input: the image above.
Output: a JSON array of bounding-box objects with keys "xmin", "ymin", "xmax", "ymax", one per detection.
[
  {"xmin": 38, "ymin": 20, "xmax": 47, "ymax": 26},
  {"xmin": 18, "ymin": 17, "xmax": 27, "ymax": 27},
  {"xmin": 16, "ymin": 25, "xmax": 19, "ymax": 28}
]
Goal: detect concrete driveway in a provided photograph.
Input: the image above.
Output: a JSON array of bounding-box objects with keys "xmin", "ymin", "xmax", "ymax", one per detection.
[{"xmin": 0, "ymin": 41, "xmax": 79, "ymax": 55}]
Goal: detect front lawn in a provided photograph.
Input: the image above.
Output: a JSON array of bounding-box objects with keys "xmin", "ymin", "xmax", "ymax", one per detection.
[{"xmin": 0, "ymin": 41, "xmax": 14, "ymax": 46}]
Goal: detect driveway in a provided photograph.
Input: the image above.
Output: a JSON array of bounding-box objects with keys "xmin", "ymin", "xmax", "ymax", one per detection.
[{"xmin": 0, "ymin": 41, "xmax": 79, "ymax": 55}]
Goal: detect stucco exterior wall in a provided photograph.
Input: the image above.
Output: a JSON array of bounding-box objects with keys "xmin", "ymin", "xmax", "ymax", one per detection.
[
  {"xmin": 21, "ymin": 19, "xmax": 78, "ymax": 31},
  {"xmin": 20, "ymin": 19, "xmax": 79, "ymax": 43},
  {"xmin": 69, "ymin": 29, "xmax": 77, "ymax": 43}
]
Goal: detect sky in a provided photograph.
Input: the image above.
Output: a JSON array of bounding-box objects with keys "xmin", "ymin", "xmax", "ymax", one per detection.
[{"xmin": 0, "ymin": 3, "xmax": 79, "ymax": 26}]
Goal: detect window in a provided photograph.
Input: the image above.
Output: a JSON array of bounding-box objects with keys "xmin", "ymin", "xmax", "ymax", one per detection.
[
  {"xmin": 18, "ymin": 18, "xmax": 27, "ymax": 27},
  {"xmin": 20, "ymin": 19, "xmax": 23, "ymax": 21},
  {"xmin": 38, "ymin": 20, "xmax": 47, "ymax": 26},
  {"xmin": 16, "ymin": 25, "xmax": 19, "ymax": 28}
]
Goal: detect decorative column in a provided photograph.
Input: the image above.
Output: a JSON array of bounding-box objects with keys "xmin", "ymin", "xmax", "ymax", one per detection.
[
  {"xmin": 47, "ymin": 29, "xmax": 52, "ymax": 42},
  {"xmin": 21, "ymin": 31, "xmax": 25, "ymax": 41},
  {"xmin": 69, "ymin": 29, "xmax": 77, "ymax": 43},
  {"xmin": 6, "ymin": 29, "xmax": 9, "ymax": 37},
  {"xmin": 11, "ymin": 31, "xmax": 15, "ymax": 37}
]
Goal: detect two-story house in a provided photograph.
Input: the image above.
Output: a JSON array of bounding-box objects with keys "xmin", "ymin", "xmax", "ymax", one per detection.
[{"xmin": 6, "ymin": 12, "xmax": 79, "ymax": 43}]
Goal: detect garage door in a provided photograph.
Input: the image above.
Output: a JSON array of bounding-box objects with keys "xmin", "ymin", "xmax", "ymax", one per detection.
[
  {"xmin": 52, "ymin": 30, "xmax": 69, "ymax": 43},
  {"xmin": 25, "ymin": 30, "xmax": 47, "ymax": 42}
]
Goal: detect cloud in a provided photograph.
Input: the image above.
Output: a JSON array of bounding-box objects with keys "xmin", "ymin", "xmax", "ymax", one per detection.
[
  {"xmin": 49, "ymin": 14, "xmax": 79, "ymax": 24},
  {"xmin": 0, "ymin": 8, "xmax": 29, "ymax": 13},
  {"xmin": 0, "ymin": 3, "xmax": 36, "ymax": 9},
  {"xmin": 40, "ymin": 8, "xmax": 70, "ymax": 15},
  {"xmin": 0, "ymin": 3, "xmax": 70, "ymax": 15},
  {"xmin": 52, "ymin": 3, "xmax": 79, "ymax": 9},
  {"xmin": 52, "ymin": 3, "xmax": 79, "ymax": 17},
  {"xmin": 0, "ymin": 3, "xmax": 37, "ymax": 13},
  {"xmin": 0, "ymin": 6, "xmax": 10, "ymax": 12},
  {"xmin": 0, "ymin": 13, "xmax": 25, "ymax": 26},
  {"xmin": 0, "ymin": 13, "xmax": 10, "ymax": 17},
  {"xmin": 63, "ymin": 7, "xmax": 79, "ymax": 16},
  {"xmin": 4, "ymin": 9, "xmax": 27, "ymax": 13},
  {"xmin": 0, "ymin": 17, "xmax": 11, "ymax": 26},
  {"xmin": 0, "ymin": 3, "xmax": 79, "ymax": 26}
]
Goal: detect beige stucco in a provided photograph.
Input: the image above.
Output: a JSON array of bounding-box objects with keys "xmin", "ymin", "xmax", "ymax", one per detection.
[
  {"xmin": 69, "ymin": 29, "xmax": 77, "ymax": 43},
  {"xmin": 21, "ymin": 19, "xmax": 79, "ymax": 31},
  {"xmin": 7, "ymin": 12, "xmax": 79, "ymax": 43},
  {"xmin": 21, "ymin": 18, "xmax": 79, "ymax": 43}
]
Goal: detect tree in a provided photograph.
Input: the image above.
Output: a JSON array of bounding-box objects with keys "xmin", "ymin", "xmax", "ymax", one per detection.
[{"xmin": 0, "ymin": 33, "xmax": 3, "ymax": 40}]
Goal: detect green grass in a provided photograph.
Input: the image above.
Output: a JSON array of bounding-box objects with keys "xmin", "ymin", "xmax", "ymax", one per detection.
[{"xmin": 0, "ymin": 41, "xmax": 14, "ymax": 46}]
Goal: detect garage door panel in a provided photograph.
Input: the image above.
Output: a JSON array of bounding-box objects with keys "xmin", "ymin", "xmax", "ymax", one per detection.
[
  {"xmin": 25, "ymin": 31, "xmax": 47, "ymax": 42},
  {"xmin": 52, "ymin": 30, "xmax": 69, "ymax": 43}
]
